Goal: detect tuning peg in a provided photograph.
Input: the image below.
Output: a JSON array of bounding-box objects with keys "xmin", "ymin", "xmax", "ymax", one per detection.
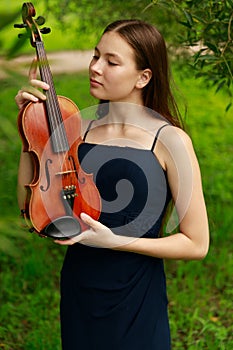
[
  {"xmin": 14, "ymin": 23, "xmax": 27, "ymax": 28},
  {"xmin": 36, "ymin": 16, "xmax": 45, "ymax": 25},
  {"xmin": 40, "ymin": 27, "xmax": 51, "ymax": 34},
  {"xmin": 18, "ymin": 32, "xmax": 30, "ymax": 39}
]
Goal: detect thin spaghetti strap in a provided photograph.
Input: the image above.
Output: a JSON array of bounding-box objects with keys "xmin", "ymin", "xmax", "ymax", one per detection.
[
  {"xmin": 83, "ymin": 120, "xmax": 95, "ymax": 141},
  {"xmin": 151, "ymin": 124, "xmax": 170, "ymax": 151}
]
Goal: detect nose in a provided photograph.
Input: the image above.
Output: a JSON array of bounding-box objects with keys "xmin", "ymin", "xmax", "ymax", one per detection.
[{"xmin": 89, "ymin": 57, "xmax": 103, "ymax": 75}]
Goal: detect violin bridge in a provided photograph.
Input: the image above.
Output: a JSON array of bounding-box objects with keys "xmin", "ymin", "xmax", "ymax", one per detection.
[{"xmin": 55, "ymin": 170, "xmax": 76, "ymax": 176}]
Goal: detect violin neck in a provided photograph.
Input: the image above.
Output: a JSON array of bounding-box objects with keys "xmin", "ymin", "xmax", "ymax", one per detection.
[
  {"xmin": 36, "ymin": 41, "xmax": 69, "ymax": 153},
  {"xmin": 36, "ymin": 41, "xmax": 55, "ymax": 94}
]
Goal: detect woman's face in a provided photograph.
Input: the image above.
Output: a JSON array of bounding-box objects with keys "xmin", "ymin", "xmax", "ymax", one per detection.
[{"xmin": 89, "ymin": 31, "xmax": 143, "ymax": 104}]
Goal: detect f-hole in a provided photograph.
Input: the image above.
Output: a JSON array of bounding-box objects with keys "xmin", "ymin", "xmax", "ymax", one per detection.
[
  {"xmin": 40, "ymin": 158, "xmax": 52, "ymax": 192},
  {"xmin": 68, "ymin": 155, "xmax": 85, "ymax": 184}
]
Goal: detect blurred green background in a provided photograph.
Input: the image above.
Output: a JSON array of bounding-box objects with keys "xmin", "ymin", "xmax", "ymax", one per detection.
[{"xmin": 0, "ymin": 1, "xmax": 232, "ymax": 349}]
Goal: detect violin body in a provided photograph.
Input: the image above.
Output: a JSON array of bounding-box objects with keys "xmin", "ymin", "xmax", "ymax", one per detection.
[
  {"xmin": 15, "ymin": 3, "xmax": 101, "ymax": 239},
  {"xmin": 18, "ymin": 97, "xmax": 101, "ymax": 238}
]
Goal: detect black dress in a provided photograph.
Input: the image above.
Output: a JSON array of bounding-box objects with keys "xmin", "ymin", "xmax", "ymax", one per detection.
[{"xmin": 60, "ymin": 123, "xmax": 172, "ymax": 350}]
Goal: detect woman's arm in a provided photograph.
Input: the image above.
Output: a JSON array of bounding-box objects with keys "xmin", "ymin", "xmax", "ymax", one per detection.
[{"xmin": 116, "ymin": 127, "xmax": 209, "ymax": 260}]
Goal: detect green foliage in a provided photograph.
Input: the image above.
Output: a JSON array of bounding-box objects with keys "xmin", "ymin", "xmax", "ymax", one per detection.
[
  {"xmin": 39, "ymin": 0, "xmax": 233, "ymax": 100},
  {"xmin": 165, "ymin": 66, "xmax": 233, "ymax": 349},
  {"xmin": 1, "ymin": 0, "xmax": 181, "ymax": 55},
  {"xmin": 0, "ymin": 1, "xmax": 97, "ymax": 56},
  {"xmin": 2, "ymin": 1, "xmax": 232, "ymax": 108},
  {"xmin": 43, "ymin": 0, "xmax": 152, "ymax": 31},
  {"xmin": 151, "ymin": 0, "xmax": 233, "ymax": 108}
]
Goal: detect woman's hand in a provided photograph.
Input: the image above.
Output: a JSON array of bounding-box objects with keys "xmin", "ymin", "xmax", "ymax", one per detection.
[
  {"xmin": 15, "ymin": 58, "xmax": 49, "ymax": 109},
  {"xmin": 54, "ymin": 213, "xmax": 133, "ymax": 248}
]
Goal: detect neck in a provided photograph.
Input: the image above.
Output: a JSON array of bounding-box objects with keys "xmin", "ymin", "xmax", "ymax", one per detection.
[{"xmin": 107, "ymin": 101, "xmax": 146, "ymax": 125}]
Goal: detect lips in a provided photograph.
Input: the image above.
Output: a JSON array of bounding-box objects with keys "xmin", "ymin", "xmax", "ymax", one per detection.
[{"xmin": 90, "ymin": 78, "xmax": 103, "ymax": 87}]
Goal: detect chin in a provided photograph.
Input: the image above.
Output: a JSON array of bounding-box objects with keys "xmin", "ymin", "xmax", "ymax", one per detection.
[{"xmin": 90, "ymin": 89, "xmax": 103, "ymax": 100}]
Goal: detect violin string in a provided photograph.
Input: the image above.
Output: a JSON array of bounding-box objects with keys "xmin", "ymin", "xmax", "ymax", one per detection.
[
  {"xmin": 41, "ymin": 43, "xmax": 65, "ymax": 151},
  {"xmin": 36, "ymin": 42, "xmax": 69, "ymax": 178},
  {"xmin": 37, "ymin": 42, "xmax": 66, "ymax": 152}
]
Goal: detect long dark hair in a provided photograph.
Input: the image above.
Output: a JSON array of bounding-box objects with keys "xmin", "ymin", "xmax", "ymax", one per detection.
[{"xmin": 97, "ymin": 19, "xmax": 183, "ymax": 128}]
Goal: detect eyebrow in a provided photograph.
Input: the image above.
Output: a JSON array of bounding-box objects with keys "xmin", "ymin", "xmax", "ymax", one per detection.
[{"xmin": 94, "ymin": 46, "xmax": 121, "ymax": 59}]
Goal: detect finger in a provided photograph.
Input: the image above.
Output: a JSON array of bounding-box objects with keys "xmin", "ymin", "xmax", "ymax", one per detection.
[
  {"xmin": 15, "ymin": 89, "xmax": 37, "ymax": 109},
  {"xmin": 80, "ymin": 212, "xmax": 100, "ymax": 230},
  {"xmin": 30, "ymin": 79, "xmax": 50, "ymax": 91},
  {"xmin": 54, "ymin": 238, "xmax": 74, "ymax": 245},
  {"xmin": 21, "ymin": 85, "xmax": 47, "ymax": 101},
  {"xmin": 21, "ymin": 91, "xmax": 39, "ymax": 103},
  {"xmin": 54, "ymin": 230, "xmax": 88, "ymax": 245},
  {"xmin": 54, "ymin": 236, "xmax": 79, "ymax": 245}
]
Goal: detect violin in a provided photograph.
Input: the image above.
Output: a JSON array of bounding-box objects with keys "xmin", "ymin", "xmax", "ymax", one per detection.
[{"xmin": 14, "ymin": 2, "xmax": 101, "ymax": 239}]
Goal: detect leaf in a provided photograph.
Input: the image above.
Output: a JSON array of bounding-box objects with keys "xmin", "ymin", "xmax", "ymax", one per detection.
[
  {"xmin": 226, "ymin": 78, "xmax": 232, "ymax": 89},
  {"xmin": 178, "ymin": 20, "xmax": 192, "ymax": 28},
  {"xmin": 197, "ymin": 54, "xmax": 218, "ymax": 61},
  {"xmin": 215, "ymin": 80, "xmax": 226, "ymax": 93},
  {"xmin": 192, "ymin": 14, "xmax": 206, "ymax": 24},
  {"xmin": 183, "ymin": 9, "xmax": 193, "ymax": 27},
  {"xmin": 205, "ymin": 42, "xmax": 220, "ymax": 54},
  {"xmin": 193, "ymin": 50, "xmax": 205, "ymax": 64},
  {"xmin": 225, "ymin": 102, "xmax": 232, "ymax": 112}
]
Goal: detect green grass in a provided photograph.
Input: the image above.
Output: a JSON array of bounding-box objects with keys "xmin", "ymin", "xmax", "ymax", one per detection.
[{"xmin": 0, "ymin": 66, "xmax": 232, "ymax": 349}]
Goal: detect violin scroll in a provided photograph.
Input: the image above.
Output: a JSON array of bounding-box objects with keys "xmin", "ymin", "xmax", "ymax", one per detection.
[{"xmin": 14, "ymin": 2, "xmax": 51, "ymax": 46}]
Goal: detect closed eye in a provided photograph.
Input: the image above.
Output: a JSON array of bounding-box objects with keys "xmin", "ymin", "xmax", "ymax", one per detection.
[
  {"xmin": 92, "ymin": 52, "xmax": 118, "ymax": 66},
  {"xmin": 108, "ymin": 61, "xmax": 118, "ymax": 66}
]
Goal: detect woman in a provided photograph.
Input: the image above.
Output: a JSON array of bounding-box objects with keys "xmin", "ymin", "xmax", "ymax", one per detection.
[{"xmin": 16, "ymin": 20, "xmax": 209, "ymax": 350}]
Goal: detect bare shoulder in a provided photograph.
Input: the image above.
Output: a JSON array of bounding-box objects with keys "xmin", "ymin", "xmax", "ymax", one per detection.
[
  {"xmin": 158, "ymin": 125, "xmax": 194, "ymax": 154},
  {"xmin": 154, "ymin": 125, "xmax": 197, "ymax": 171},
  {"xmin": 161, "ymin": 125, "xmax": 192, "ymax": 144}
]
